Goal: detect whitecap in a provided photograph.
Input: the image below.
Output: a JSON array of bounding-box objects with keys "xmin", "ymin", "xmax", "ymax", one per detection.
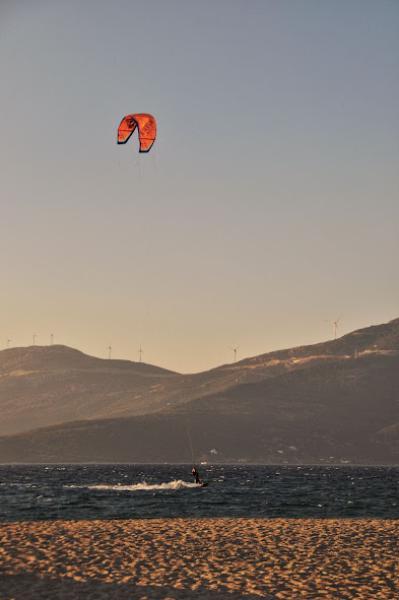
[{"xmin": 66, "ymin": 479, "xmax": 201, "ymax": 492}]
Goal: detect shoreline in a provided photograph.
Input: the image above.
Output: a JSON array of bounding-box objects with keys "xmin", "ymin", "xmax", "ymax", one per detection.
[{"xmin": 1, "ymin": 517, "xmax": 397, "ymax": 599}]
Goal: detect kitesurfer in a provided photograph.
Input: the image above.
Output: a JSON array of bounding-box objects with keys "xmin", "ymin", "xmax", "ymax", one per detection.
[{"xmin": 191, "ymin": 466, "xmax": 202, "ymax": 485}]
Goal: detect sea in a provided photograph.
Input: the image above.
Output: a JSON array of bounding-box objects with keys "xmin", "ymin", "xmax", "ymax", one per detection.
[{"xmin": 0, "ymin": 464, "xmax": 398, "ymax": 522}]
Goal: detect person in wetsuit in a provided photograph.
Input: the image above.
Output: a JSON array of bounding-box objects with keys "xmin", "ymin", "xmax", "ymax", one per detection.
[{"xmin": 191, "ymin": 466, "xmax": 202, "ymax": 485}]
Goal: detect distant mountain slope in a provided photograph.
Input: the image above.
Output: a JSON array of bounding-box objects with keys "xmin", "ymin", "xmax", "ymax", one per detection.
[
  {"xmin": 0, "ymin": 345, "xmax": 179, "ymax": 435},
  {"xmin": 223, "ymin": 317, "xmax": 399, "ymax": 371},
  {"xmin": 1, "ymin": 317, "xmax": 398, "ymax": 438},
  {"xmin": 0, "ymin": 344, "xmax": 175, "ymax": 375},
  {"xmin": 0, "ymin": 319, "xmax": 398, "ymax": 464}
]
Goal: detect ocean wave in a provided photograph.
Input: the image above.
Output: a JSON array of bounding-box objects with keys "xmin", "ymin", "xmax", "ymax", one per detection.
[{"xmin": 66, "ymin": 480, "xmax": 201, "ymax": 492}]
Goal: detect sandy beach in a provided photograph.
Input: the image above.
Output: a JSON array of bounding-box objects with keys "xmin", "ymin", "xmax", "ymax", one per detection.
[{"xmin": 0, "ymin": 518, "xmax": 397, "ymax": 599}]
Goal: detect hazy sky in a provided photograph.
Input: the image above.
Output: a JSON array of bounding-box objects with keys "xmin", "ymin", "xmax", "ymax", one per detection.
[{"xmin": 1, "ymin": 1, "xmax": 398, "ymax": 372}]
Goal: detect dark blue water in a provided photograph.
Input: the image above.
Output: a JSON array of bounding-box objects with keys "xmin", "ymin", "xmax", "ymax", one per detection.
[{"xmin": 0, "ymin": 464, "xmax": 398, "ymax": 521}]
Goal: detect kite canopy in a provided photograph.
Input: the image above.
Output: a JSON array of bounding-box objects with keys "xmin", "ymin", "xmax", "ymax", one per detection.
[{"xmin": 117, "ymin": 113, "xmax": 157, "ymax": 153}]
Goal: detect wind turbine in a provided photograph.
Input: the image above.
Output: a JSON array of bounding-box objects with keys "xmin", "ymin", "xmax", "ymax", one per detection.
[
  {"xmin": 50, "ymin": 333, "xmax": 54, "ymax": 345},
  {"xmin": 138, "ymin": 344, "xmax": 143, "ymax": 362},
  {"xmin": 231, "ymin": 346, "xmax": 239, "ymax": 362},
  {"xmin": 32, "ymin": 333, "xmax": 37, "ymax": 346},
  {"xmin": 108, "ymin": 345, "xmax": 112, "ymax": 359},
  {"xmin": 326, "ymin": 317, "xmax": 341, "ymax": 340},
  {"xmin": 6, "ymin": 339, "xmax": 11, "ymax": 348}
]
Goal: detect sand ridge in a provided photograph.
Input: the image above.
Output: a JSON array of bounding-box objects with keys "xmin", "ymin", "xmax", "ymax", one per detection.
[{"xmin": 0, "ymin": 518, "xmax": 397, "ymax": 599}]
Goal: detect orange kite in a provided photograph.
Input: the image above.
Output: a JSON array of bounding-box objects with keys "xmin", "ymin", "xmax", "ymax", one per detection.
[{"xmin": 117, "ymin": 113, "xmax": 157, "ymax": 153}]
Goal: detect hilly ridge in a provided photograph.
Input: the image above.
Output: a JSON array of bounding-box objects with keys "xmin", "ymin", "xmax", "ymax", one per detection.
[
  {"xmin": 0, "ymin": 345, "xmax": 178, "ymax": 435},
  {"xmin": 0, "ymin": 318, "xmax": 398, "ymax": 464},
  {"xmin": 2, "ymin": 318, "xmax": 398, "ymax": 437}
]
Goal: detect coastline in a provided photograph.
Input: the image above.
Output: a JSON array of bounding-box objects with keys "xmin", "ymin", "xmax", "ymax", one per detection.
[{"xmin": 0, "ymin": 518, "xmax": 397, "ymax": 599}]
